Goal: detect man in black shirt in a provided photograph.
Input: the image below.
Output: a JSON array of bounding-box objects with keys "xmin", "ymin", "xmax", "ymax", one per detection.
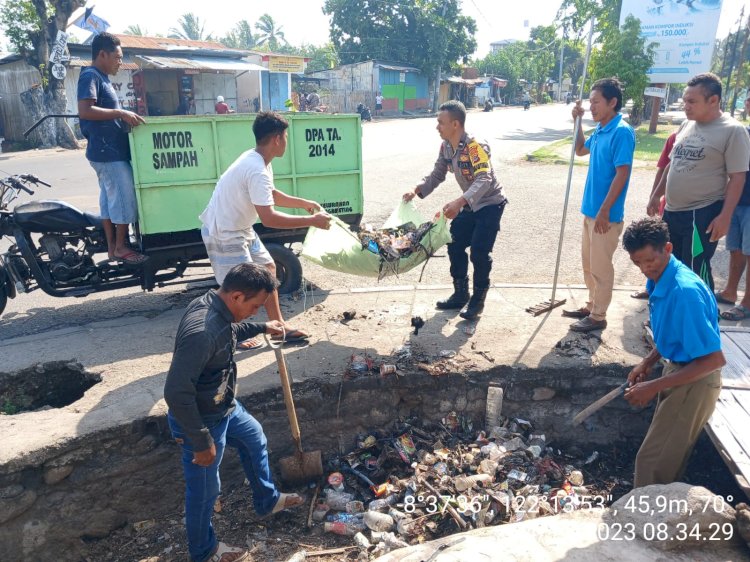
[{"xmin": 164, "ymin": 263, "xmax": 303, "ymax": 562}]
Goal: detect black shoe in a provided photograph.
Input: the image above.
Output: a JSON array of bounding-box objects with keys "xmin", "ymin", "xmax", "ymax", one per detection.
[
  {"xmin": 460, "ymin": 288, "xmax": 488, "ymax": 320},
  {"xmin": 437, "ymin": 277, "xmax": 470, "ymax": 310}
]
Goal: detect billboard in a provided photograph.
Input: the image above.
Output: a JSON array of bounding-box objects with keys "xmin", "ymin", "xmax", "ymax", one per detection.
[{"xmin": 620, "ymin": 0, "xmax": 724, "ymax": 84}]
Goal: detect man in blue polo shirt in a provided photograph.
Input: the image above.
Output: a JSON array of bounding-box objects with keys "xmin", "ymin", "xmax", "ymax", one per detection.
[
  {"xmin": 563, "ymin": 78, "xmax": 635, "ymax": 332},
  {"xmin": 622, "ymin": 217, "xmax": 724, "ymax": 487}
]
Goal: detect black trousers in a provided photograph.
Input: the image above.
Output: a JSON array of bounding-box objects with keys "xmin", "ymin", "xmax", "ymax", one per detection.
[
  {"xmin": 662, "ymin": 200, "xmax": 723, "ymax": 292},
  {"xmin": 448, "ymin": 202, "xmax": 505, "ymax": 289}
]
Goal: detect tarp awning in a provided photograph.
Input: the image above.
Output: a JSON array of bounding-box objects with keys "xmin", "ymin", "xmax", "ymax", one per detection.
[
  {"xmin": 491, "ymin": 77, "xmax": 508, "ymax": 87},
  {"xmin": 445, "ymin": 76, "xmax": 485, "ymax": 86},
  {"xmin": 133, "ymin": 55, "xmax": 266, "ymax": 72}
]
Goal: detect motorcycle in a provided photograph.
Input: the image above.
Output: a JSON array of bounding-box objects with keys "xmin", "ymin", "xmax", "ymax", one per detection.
[
  {"xmin": 0, "ymin": 174, "xmax": 303, "ymax": 317},
  {"xmin": 356, "ymin": 103, "xmax": 372, "ymax": 122}
]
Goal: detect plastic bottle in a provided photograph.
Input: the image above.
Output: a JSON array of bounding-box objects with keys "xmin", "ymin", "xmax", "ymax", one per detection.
[
  {"xmin": 367, "ymin": 494, "xmax": 396, "ymax": 511},
  {"xmin": 325, "ymin": 490, "xmax": 354, "ymax": 511},
  {"xmin": 363, "ymin": 510, "xmax": 394, "ymax": 532},
  {"xmin": 327, "ymin": 512, "xmax": 364, "ymax": 524},
  {"xmin": 454, "ymin": 473, "xmax": 493, "ymax": 492},
  {"xmin": 324, "ymin": 519, "xmax": 365, "ymax": 536}
]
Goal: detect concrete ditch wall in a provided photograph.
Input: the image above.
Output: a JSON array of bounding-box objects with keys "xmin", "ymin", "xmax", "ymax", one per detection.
[{"xmin": 0, "ymin": 364, "xmax": 651, "ymax": 561}]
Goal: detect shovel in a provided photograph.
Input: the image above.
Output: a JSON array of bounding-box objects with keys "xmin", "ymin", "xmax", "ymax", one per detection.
[
  {"xmin": 263, "ymin": 333, "xmax": 323, "ymax": 485},
  {"xmin": 572, "ymin": 382, "xmax": 628, "ymax": 425}
]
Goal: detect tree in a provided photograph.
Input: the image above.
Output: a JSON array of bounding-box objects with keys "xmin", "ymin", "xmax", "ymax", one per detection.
[
  {"xmin": 0, "ymin": 0, "xmax": 85, "ymax": 148},
  {"xmin": 303, "ymin": 43, "xmax": 339, "ymax": 73},
  {"xmin": 123, "ymin": 24, "xmax": 147, "ymax": 36},
  {"xmin": 169, "ymin": 13, "xmax": 212, "ymax": 41},
  {"xmin": 254, "ymin": 14, "xmax": 288, "ymax": 51},
  {"xmin": 557, "ymin": 0, "xmax": 623, "ymax": 41},
  {"xmin": 322, "ymin": 0, "xmax": 476, "ymax": 75},
  {"xmin": 525, "ymin": 25, "xmax": 558, "ymax": 101},
  {"xmin": 590, "ymin": 15, "xmax": 655, "ymax": 126},
  {"xmin": 221, "ymin": 20, "xmax": 258, "ymax": 50}
]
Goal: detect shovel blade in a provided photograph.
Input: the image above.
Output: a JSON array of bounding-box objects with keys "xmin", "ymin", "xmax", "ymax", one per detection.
[{"xmin": 279, "ymin": 449, "xmax": 323, "ymax": 486}]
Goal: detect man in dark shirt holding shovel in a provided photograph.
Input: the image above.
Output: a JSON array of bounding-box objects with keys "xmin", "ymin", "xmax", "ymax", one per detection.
[{"xmin": 164, "ymin": 263, "xmax": 303, "ymax": 562}]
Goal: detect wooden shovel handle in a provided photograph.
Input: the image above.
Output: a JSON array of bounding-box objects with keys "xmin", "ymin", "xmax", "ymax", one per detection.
[{"xmin": 264, "ymin": 334, "xmax": 303, "ymax": 452}]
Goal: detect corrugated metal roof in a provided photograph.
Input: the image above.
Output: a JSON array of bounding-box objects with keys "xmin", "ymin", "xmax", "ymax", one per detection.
[
  {"xmin": 133, "ymin": 55, "xmax": 265, "ymax": 72},
  {"xmin": 68, "ymin": 57, "xmax": 139, "ymax": 70},
  {"xmin": 116, "ymin": 35, "xmax": 227, "ymax": 51},
  {"xmin": 377, "ymin": 63, "xmax": 420, "ymax": 73}
]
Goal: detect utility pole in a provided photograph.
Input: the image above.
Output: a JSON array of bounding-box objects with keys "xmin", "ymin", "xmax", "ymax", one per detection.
[
  {"xmin": 557, "ymin": 30, "xmax": 565, "ymax": 101},
  {"xmin": 724, "ymin": 7, "xmax": 744, "ymax": 111},
  {"xmin": 432, "ymin": 0, "xmax": 449, "ymax": 113},
  {"xmin": 730, "ymin": 11, "xmax": 750, "ymax": 117}
]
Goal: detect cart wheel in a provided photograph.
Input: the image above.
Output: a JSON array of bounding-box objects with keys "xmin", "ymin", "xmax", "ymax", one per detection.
[{"xmin": 266, "ymin": 243, "xmax": 303, "ymax": 294}]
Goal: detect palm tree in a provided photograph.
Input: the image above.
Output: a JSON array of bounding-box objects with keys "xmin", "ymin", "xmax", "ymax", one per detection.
[
  {"xmin": 254, "ymin": 14, "xmax": 288, "ymax": 51},
  {"xmin": 222, "ymin": 20, "xmax": 258, "ymax": 50},
  {"xmin": 123, "ymin": 24, "xmax": 147, "ymax": 36},
  {"xmin": 169, "ymin": 13, "xmax": 213, "ymax": 41}
]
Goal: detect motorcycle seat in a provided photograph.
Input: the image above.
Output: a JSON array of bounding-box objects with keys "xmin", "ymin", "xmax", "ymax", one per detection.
[{"xmin": 14, "ymin": 200, "xmax": 102, "ymax": 232}]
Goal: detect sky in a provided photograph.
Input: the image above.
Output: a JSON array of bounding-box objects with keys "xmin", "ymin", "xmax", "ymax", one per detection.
[{"xmin": 2, "ymin": 0, "xmax": 749, "ymax": 59}]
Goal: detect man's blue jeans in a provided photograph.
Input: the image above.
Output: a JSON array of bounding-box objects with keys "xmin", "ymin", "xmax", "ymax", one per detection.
[{"xmin": 168, "ymin": 401, "xmax": 280, "ymax": 562}]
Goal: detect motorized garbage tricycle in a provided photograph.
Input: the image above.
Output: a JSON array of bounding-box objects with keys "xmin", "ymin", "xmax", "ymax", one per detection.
[{"xmin": 0, "ymin": 113, "xmax": 364, "ymax": 317}]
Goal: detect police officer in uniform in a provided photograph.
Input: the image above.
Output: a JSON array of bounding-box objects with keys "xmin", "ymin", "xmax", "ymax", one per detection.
[{"xmin": 404, "ymin": 101, "xmax": 507, "ymax": 320}]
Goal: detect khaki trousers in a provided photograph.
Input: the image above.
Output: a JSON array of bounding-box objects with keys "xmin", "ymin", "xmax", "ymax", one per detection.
[
  {"xmin": 581, "ymin": 217, "xmax": 624, "ymax": 321},
  {"xmin": 634, "ymin": 363, "xmax": 722, "ymax": 488}
]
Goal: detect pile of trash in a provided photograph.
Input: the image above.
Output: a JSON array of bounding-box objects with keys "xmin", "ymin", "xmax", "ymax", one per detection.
[
  {"xmin": 357, "ymin": 221, "xmax": 436, "ymax": 263},
  {"xmin": 314, "ymin": 414, "xmax": 623, "ymax": 559}
]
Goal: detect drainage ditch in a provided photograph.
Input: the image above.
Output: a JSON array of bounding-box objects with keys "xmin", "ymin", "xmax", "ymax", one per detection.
[{"xmin": 0, "ymin": 364, "xmax": 743, "ymax": 562}]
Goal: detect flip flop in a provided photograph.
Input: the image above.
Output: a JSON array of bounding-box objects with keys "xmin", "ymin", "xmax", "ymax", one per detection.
[
  {"xmin": 630, "ymin": 290, "xmax": 649, "ymax": 299},
  {"xmin": 714, "ymin": 293, "xmax": 736, "ymax": 305},
  {"xmin": 115, "ymin": 250, "xmax": 149, "ymax": 265},
  {"xmin": 271, "ymin": 492, "xmax": 305, "ymax": 515},
  {"xmin": 721, "ymin": 305, "xmax": 750, "ymax": 321},
  {"xmin": 207, "ymin": 542, "xmax": 250, "ymax": 562},
  {"xmin": 271, "ymin": 329, "xmax": 309, "ymax": 343},
  {"xmin": 236, "ymin": 336, "xmax": 264, "ymax": 352}
]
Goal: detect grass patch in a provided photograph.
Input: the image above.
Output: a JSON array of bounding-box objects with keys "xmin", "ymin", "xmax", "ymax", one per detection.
[
  {"xmin": 633, "ymin": 124, "xmax": 677, "ymax": 162},
  {"xmin": 528, "ymin": 123, "xmax": 679, "ymax": 165}
]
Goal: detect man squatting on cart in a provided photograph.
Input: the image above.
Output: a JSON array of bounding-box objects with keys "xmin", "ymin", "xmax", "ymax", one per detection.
[{"xmin": 403, "ymin": 100, "xmax": 507, "ymax": 320}]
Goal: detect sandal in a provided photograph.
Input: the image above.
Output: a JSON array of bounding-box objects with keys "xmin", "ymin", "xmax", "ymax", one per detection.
[
  {"xmin": 236, "ymin": 336, "xmax": 264, "ymax": 352},
  {"xmin": 715, "ymin": 293, "xmax": 736, "ymax": 305},
  {"xmin": 207, "ymin": 542, "xmax": 250, "ymax": 562},
  {"xmin": 271, "ymin": 492, "xmax": 305, "ymax": 515},
  {"xmin": 630, "ymin": 290, "xmax": 649, "ymax": 300},
  {"xmin": 271, "ymin": 329, "xmax": 309, "ymax": 343},
  {"xmin": 114, "ymin": 249, "xmax": 149, "ymax": 265},
  {"xmin": 720, "ymin": 305, "xmax": 750, "ymax": 321}
]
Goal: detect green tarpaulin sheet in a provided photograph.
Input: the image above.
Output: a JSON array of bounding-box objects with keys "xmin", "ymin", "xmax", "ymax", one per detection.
[{"xmin": 301, "ymin": 201, "xmax": 451, "ymax": 279}]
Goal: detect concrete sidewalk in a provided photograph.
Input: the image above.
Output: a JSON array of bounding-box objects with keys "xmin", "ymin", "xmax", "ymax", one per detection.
[{"xmin": 1, "ymin": 282, "xmax": 747, "ymax": 468}]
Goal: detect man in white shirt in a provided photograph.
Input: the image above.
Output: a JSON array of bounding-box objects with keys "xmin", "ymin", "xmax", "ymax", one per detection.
[{"xmin": 200, "ymin": 111, "xmax": 331, "ymax": 348}]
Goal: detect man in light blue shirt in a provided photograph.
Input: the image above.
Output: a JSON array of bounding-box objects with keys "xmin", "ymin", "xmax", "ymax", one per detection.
[
  {"xmin": 622, "ymin": 217, "xmax": 724, "ymax": 487},
  {"xmin": 563, "ymin": 78, "xmax": 635, "ymax": 332}
]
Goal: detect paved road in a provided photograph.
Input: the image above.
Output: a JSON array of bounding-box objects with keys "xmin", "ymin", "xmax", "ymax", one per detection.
[{"xmin": 0, "ymin": 104, "xmax": 737, "ymax": 339}]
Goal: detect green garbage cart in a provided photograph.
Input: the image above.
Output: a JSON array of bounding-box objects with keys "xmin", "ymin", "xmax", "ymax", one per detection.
[{"xmin": 128, "ymin": 113, "xmax": 364, "ymax": 292}]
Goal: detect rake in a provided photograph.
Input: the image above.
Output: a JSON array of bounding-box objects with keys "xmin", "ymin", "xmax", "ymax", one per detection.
[{"xmin": 527, "ymin": 18, "xmax": 596, "ymax": 317}]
